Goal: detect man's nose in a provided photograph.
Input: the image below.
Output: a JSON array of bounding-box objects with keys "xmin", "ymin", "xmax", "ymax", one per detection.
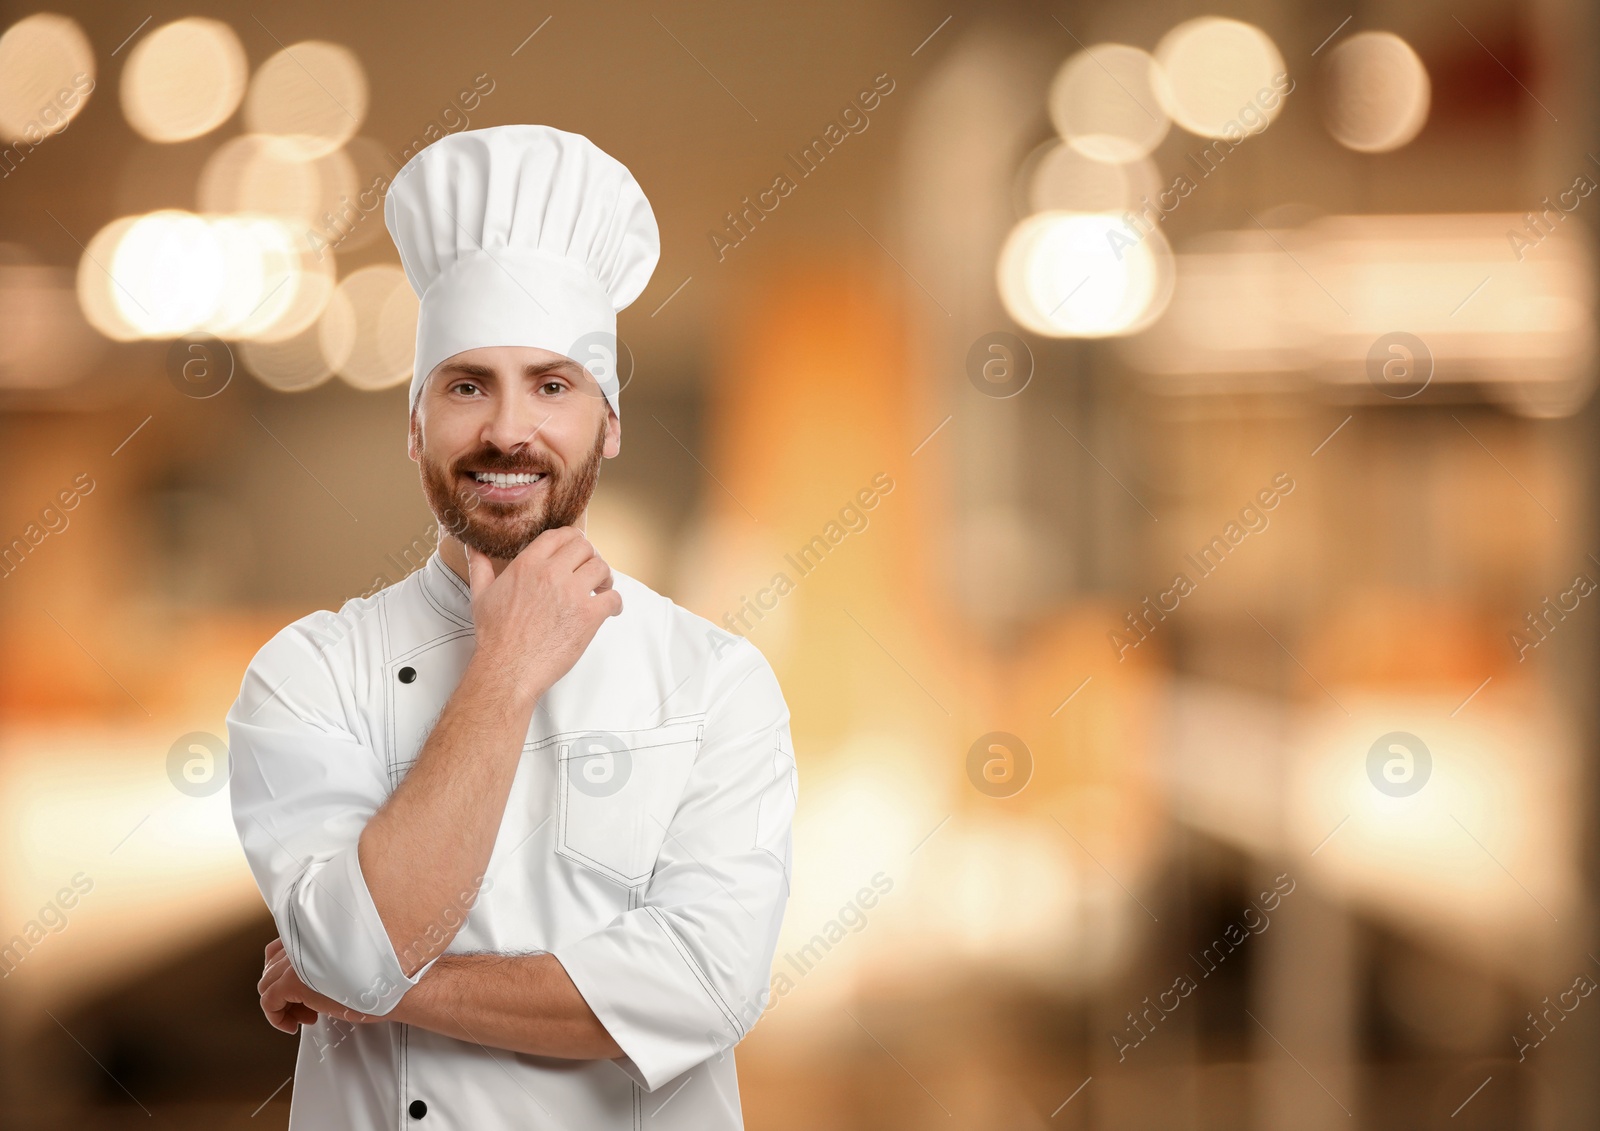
[{"xmin": 480, "ymin": 396, "xmax": 552, "ymax": 454}]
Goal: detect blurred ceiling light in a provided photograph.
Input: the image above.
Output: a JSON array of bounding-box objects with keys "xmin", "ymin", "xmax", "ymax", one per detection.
[
  {"xmin": 1291, "ymin": 695, "xmax": 1578, "ymax": 954},
  {"xmin": 76, "ymin": 211, "xmax": 325, "ymax": 342},
  {"xmin": 199, "ymin": 133, "xmax": 358, "ymax": 226},
  {"xmin": 998, "ymin": 211, "xmax": 1174, "ymax": 338},
  {"xmin": 1024, "ymin": 140, "xmax": 1161, "ymax": 214},
  {"xmin": 0, "ymin": 13, "xmax": 94, "ymax": 143},
  {"xmin": 319, "ymin": 264, "xmax": 418, "ymax": 390},
  {"xmin": 244, "ymin": 40, "xmax": 367, "ymax": 158},
  {"xmin": 205, "ymin": 215, "xmax": 301, "ymax": 338},
  {"xmin": 1324, "ymin": 31, "xmax": 1431, "ymax": 153},
  {"xmin": 110, "ymin": 211, "xmax": 226, "ymax": 337},
  {"xmin": 76, "ymin": 216, "xmax": 143, "ymax": 341},
  {"xmin": 1048, "ymin": 44, "xmax": 1169, "ymax": 163},
  {"xmin": 240, "ymin": 320, "xmax": 336, "ymax": 392},
  {"xmin": 1154, "ymin": 17, "xmax": 1287, "ymax": 139},
  {"xmin": 0, "ymin": 248, "xmax": 106, "ymax": 389},
  {"xmin": 120, "ymin": 17, "xmax": 246, "ymax": 142},
  {"xmin": 249, "ymin": 244, "xmax": 337, "ymax": 343},
  {"xmin": 1120, "ymin": 213, "xmax": 1596, "ymax": 415}
]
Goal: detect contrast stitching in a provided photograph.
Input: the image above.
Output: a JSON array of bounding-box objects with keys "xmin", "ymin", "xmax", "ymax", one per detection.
[{"xmin": 644, "ymin": 906, "xmax": 741, "ymax": 1037}]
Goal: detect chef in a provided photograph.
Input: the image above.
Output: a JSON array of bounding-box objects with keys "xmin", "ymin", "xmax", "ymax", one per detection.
[{"xmin": 226, "ymin": 124, "xmax": 798, "ymax": 1130}]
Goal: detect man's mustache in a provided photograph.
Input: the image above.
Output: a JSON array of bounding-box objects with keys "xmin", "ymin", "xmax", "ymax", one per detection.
[{"xmin": 453, "ymin": 449, "xmax": 556, "ymax": 476}]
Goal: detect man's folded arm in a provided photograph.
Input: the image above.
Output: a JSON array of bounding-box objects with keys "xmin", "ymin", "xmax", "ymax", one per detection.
[
  {"xmin": 553, "ymin": 639, "xmax": 798, "ymax": 1089},
  {"xmin": 389, "ymin": 639, "xmax": 797, "ymax": 1081},
  {"xmin": 228, "ymin": 616, "xmax": 433, "ymax": 1017}
]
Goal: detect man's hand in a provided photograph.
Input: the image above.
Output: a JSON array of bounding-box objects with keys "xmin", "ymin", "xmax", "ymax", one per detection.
[
  {"xmin": 259, "ymin": 938, "xmax": 380, "ymax": 1033},
  {"xmin": 464, "ymin": 527, "xmax": 622, "ymax": 694},
  {"xmin": 359, "ymin": 527, "xmax": 621, "ymax": 980}
]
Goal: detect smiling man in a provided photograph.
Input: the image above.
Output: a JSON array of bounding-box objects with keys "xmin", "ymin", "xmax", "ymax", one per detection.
[{"xmin": 226, "ymin": 125, "xmax": 798, "ymax": 1130}]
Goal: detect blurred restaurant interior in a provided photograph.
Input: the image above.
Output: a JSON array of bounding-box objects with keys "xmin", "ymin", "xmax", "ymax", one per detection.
[{"xmin": 1, "ymin": 0, "xmax": 1598, "ymax": 1126}]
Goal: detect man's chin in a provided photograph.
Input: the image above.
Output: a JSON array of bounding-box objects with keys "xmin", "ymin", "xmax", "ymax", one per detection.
[{"xmin": 453, "ymin": 519, "xmax": 546, "ymax": 561}]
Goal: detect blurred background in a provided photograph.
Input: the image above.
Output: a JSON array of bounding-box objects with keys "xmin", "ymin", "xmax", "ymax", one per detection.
[{"xmin": 1, "ymin": 0, "xmax": 1597, "ymax": 1127}]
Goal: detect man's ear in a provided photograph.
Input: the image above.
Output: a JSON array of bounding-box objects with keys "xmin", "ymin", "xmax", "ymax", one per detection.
[
  {"xmin": 603, "ymin": 407, "xmax": 621, "ymax": 459},
  {"xmin": 407, "ymin": 406, "xmax": 421, "ymax": 463}
]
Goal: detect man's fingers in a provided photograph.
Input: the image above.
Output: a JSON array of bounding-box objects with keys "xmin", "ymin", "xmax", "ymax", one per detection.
[
  {"xmin": 265, "ymin": 937, "xmax": 283, "ymax": 961},
  {"xmin": 263, "ymin": 998, "xmax": 315, "ymax": 1034},
  {"xmin": 259, "ymin": 951, "xmax": 293, "ymax": 995},
  {"xmin": 258, "ymin": 961, "xmax": 282, "ymax": 996},
  {"xmin": 574, "ymin": 556, "xmax": 613, "ymax": 596},
  {"xmin": 545, "ymin": 530, "xmax": 598, "ymax": 575}
]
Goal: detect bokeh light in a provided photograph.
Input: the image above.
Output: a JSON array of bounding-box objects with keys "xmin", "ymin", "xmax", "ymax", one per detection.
[
  {"xmin": 120, "ymin": 18, "xmax": 247, "ymax": 143},
  {"xmin": 0, "ymin": 13, "xmax": 94, "ymax": 143},
  {"xmin": 1154, "ymin": 16, "xmax": 1287, "ymax": 140},
  {"xmin": 110, "ymin": 211, "xmax": 227, "ymax": 337},
  {"xmin": 1324, "ymin": 31, "xmax": 1432, "ymax": 153},
  {"xmin": 75, "ymin": 216, "xmax": 143, "ymax": 342},
  {"xmin": 1025, "ymin": 140, "xmax": 1162, "ymax": 214},
  {"xmin": 997, "ymin": 210, "xmax": 1175, "ymax": 338},
  {"xmin": 205, "ymin": 215, "xmax": 301, "ymax": 339},
  {"xmin": 243, "ymin": 41, "xmax": 368, "ymax": 158},
  {"xmin": 198, "ymin": 134, "xmax": 359, "ymax": 226},
  {"xmin": 249, "ymin": 243, "xmax": 338, "ymax": 344},
  {"xmin": 239, "ymin": 321, "xmax": 337, "ymax": 392},
  {"xmin": 1048, "ymin": 44, "xmax": 1170, "ymax": 163},
  {"xmin": 319, "ymin": 264, "xmax": 418, "ymax": 390},
  {"xmin": 75, "ymin": 211, "xmax": 331, "ymax": 343}
]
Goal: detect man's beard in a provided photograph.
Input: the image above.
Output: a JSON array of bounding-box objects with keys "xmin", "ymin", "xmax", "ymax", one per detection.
[{"xmin": 416, "ymin": 420, "xmax": 608, "ymax": 560}]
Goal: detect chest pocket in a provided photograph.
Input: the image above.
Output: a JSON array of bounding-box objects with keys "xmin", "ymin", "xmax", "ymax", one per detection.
[{"xmin": 555, "ymin": 716, "xmax": 705, "ymax": 887}]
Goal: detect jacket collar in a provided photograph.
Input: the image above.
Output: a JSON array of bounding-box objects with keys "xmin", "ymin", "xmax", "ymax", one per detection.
[{"xmin": 420, "ymin": 550, "xmax": 473, "ymax": 625}]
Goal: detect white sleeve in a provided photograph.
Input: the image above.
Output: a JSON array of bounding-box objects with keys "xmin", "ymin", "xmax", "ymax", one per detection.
[
  {"xmin": 553, "ymin": 639, "xmax": 798, "ymax": 1090},
  {"xmin": 226, "ymin": 614, "xmax": 436, "ymax": 1015}
]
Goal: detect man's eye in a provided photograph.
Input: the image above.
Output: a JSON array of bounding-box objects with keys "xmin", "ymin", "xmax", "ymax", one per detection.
[
  {"xmin": 539, "ymin": 381, "xmax": 564, "ymax": 395},
  {"xmin": 452, "ymin": 382, "xmax": 480, "ymax": 395}
]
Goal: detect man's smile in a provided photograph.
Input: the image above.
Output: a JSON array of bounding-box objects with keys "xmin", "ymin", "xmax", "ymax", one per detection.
[{"xmin": 461, "ymin": 468, "xmax": 549, "ymax": 502}]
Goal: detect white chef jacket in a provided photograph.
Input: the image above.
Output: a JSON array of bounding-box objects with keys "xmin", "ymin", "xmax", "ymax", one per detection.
[{"xmin": 226, "ymin": 551, "xmax": 798, "ymax": 1130}]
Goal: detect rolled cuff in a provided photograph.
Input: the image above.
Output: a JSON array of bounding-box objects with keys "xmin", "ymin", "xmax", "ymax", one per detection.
[
  {"xmin": 278, "ymin": 841, "xmax": 437, "ymax": 1016},
  {"xmin": 554, "ymin": 908, "xmax": 745, "ymax": 1092}
]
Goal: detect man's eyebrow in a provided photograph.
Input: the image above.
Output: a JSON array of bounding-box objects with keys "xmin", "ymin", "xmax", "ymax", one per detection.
[
  {"xmin": 436, "ymin": 359, "xmax": 586, "ymax": 382},
  {"xmin": 525, "ymin": 359, "xmax": 587, "ymax": 379},
  {"xmin": 438, "ymin": 362, "xmax": 496, "ymax": 379}
]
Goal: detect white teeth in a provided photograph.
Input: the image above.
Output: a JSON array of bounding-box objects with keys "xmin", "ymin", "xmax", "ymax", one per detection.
[{"xmin": 472, "ymin": 471, "xmax": 545, "ymax": 486}]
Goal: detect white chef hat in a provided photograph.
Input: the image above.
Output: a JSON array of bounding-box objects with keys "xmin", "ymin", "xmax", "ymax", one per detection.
[{"xmin": 384, "ymin": 124, "xmax": 659, "ymax": 420}]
